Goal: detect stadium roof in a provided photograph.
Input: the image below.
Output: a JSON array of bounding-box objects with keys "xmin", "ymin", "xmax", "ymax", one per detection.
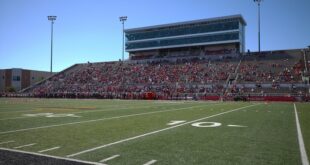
[{"xmin": 125, "ymin": 14, "xmax": 247, "ymax": 33}]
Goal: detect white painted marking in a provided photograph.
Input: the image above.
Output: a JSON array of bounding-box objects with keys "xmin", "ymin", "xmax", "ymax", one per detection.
[
  {"xmin": 24, "ymin": 113, "xmax": 53, "ymax": 117},
  {"xmin": 0, "ymin": 104, "xmax": 209, "ymax": 135},
  {"xmin": 67, "ymin": 104, "xmax": 260, "ymax": 157},
  {"xmin": 99, "ymin": 154, "xmax": 120, "ymax": 163},
  {"xmin": 24, "ymin": 113, "xmax": 81, "ymax": 118},
  {"xmin": 72, "ymin": 103, "xmax": 185, "ymax": 115},
  {"xmin": 46, "ymin": 114, "xmax": 81, "ymax": 118},
  {"xmin": 0, "ymin": 105, "xmax": 146, "ymax": 121},
  {"xmin": 143, "ymin": 159, "xmax": 157, "ymax": 165},
  {"xmin": 0, "ymin": 102, "xmax": 144, "ymax": 114},
  {"xmin": 14, "ymin": 143, "xmax": 36, "ymax": 149},
  {"xmin": 294, "ymin": 104, "xmax": 309, "ymax": 165},
  {"xmin": 0, "ymin": 147, "xmax": 104, "ymax": 165},
  {"xmin": 155, "ymin": 101, "xmax": 183, "ymax": 104},
  {"xmin": 38, "ymin": 146, "xmax": 61, "ymax": 153},
  {"xmin": 191, "ymin": 122, "xmax": 221, "ymax": 128},
  {"xmin": 167, "ymin": 120, "xmax": 186, "ymax": 126},
  {"xmin": 0, "ymin": 140, "xmax": 15, "ymax": 145},
  {"xmin": 0, "ymin": 103, "xmax": 182, "ymax": 121},
  {"xmin": 227, "ymin": 125, "xmax": 247, "ymax": 127}
]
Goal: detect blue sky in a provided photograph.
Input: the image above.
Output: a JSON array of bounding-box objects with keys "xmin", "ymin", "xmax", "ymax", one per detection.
[{"xmin": 0, "ymin": 0, "xmax": 309, "ymax": 72}]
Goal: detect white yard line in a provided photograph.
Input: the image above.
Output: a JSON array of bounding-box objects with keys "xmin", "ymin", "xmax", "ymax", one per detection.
[
  {"xmin": 294, "ymin": 103, "xmax": 309, "ymax": 165},
  {"xmin": 0, "ymin": 140, "xmax": 15, "ymax": 145},
  {"xmin": 143, "ymin": 160, "xmax": 157, "ymax": 165},
  {"xmin": 38, "ymin": 146, "xmax": 61, "ymax": 153},
  {"xmin": 14, "ymin": 143, "xmax": 36, "ymax": 149},
  {"xmin": 0, "ymin": 103, "xmax": 135, "ymax": 114},
  {"xmin": 0, "ymin": 104, "xmax": 212, "ymax": 135},
  {"xmin": 0, "ymin": 147, "xmax": 104, "ymax": 165},
  {"xmin": 0, "ymin": 106, "xmax": 139, "ymax": 121},
  {"xmin": 99, "ymin": 154, "xmax": 120, "ymax": 163},
  {"xmin": 67, "ymin": 104, "xmax": 260, "ymax": 157},
  {"xmin": 227, "ymin": 125, "xmax": 247, "ymax": 127},
  {"xmin": 72, "ymin": 103, "xmax": 182, "ymax": 115},
  {"xmin": 0, "ymin": 103, "xmax": 185, "ymax": 121}
]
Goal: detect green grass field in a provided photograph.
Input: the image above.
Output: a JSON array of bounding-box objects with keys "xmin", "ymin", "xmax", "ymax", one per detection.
[{"xmin": 0, "ymin": 98, "xmax": 309, "ymax": 165}]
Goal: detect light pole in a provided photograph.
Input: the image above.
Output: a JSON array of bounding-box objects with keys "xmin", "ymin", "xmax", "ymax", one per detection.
[
  {"xmin": 48, "ymin": 16, "xmax": 57, "ymax": 74},
  {"xmin": 308, "ymin": 46, "xmax": 310, "ymax": 94},
  {"xmin": 119, "ymin": 16, "xmax": 127, "ymax": 61},
  {"xmin": 254, "ymin": 0, "xmax": 262, "ymax": 53},
  {"xmin": 307, "ymin": 45, "xmax": 310, "ymax": 71}
]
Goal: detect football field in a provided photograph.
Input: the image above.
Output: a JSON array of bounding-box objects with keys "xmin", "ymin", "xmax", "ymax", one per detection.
[{"xmin": 0, "ymin": 98, "xmax": 309, "ymax": 165}]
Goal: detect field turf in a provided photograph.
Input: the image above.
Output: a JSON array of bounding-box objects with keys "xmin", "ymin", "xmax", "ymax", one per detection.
[{"xmin": 0, "ymin": 98, "xmax": 309, "ymax": 165}]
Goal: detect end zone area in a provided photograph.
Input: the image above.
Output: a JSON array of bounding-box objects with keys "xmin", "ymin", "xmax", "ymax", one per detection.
[{"xmin": 0, "ymin": 99, "xmax": 309, "ymax": 165}]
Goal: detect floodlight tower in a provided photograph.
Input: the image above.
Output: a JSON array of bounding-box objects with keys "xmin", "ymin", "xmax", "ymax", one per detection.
[
  {"xmin": 308, "ymin": 46, "xmax": 310, "ymax": 94},
  {"xmin": 48, "ymin": 16, "xmax": 57, "ymax": 74},
  {"xmin": 307, "ymin": 45, "xmax": 310, "ymax": 71},
  {"xmin": 119, "ymin": 16, "xmax": 127, "ymax": 61},
  {"xmin": 254, "ymin": 0, "xmax": 262, "ymax": 53}
]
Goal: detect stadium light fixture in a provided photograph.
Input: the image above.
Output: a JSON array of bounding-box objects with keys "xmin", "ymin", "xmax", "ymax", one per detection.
[
  {"xmin": 254, "ymin": 0, "xmax": 262, "ymax": 53},
  {"xmin": 119, "ymin": 16, "xmax": 127, "ymax": 61},
  {"xmin": 48, "ymin": 16, "xmax": 57, "ymax": 74}
]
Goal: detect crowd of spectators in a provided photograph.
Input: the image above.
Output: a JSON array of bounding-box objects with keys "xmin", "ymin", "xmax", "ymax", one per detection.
[
  {"xmin": 227, "ymin": 52, "xmax": 306, "ymax": 96},
  {"xmin": 23, "ymin": 51, "xmax": 308, "ymax": 100},
  {"xmin": 238, "ymin": 60, "xmax": 302, "ymax": 83},
  {"xmin": 29, "ymin": 59, "xmax": 235, "ymax": 98}
]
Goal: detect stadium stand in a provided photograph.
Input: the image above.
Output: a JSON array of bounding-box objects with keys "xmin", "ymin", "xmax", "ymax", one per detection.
[
  {"xmin": 25, "ymin": 58, "xmax": 236, "ymax": 99},
  {"xmin": 16, "ymin": 49, "xmax": 309, "ymax": 101},
  {"xmin": 10, "ymin": 15, "xmax": 310, "ymax": 101}
]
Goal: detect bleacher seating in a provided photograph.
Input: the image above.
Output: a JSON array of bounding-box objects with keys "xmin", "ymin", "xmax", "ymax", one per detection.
[
  {"xmin": 22, "ymin": 49, "xmax": 309, "ymax": 100},
  {"xmin": 29, "ymin": 59, "xmax": 237, "ymax": 98}
]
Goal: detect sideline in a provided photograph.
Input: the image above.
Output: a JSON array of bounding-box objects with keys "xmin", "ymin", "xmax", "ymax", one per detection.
[{"xmin": 294, "ymin": 103, "xmax": 309, "ymax": 165}]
